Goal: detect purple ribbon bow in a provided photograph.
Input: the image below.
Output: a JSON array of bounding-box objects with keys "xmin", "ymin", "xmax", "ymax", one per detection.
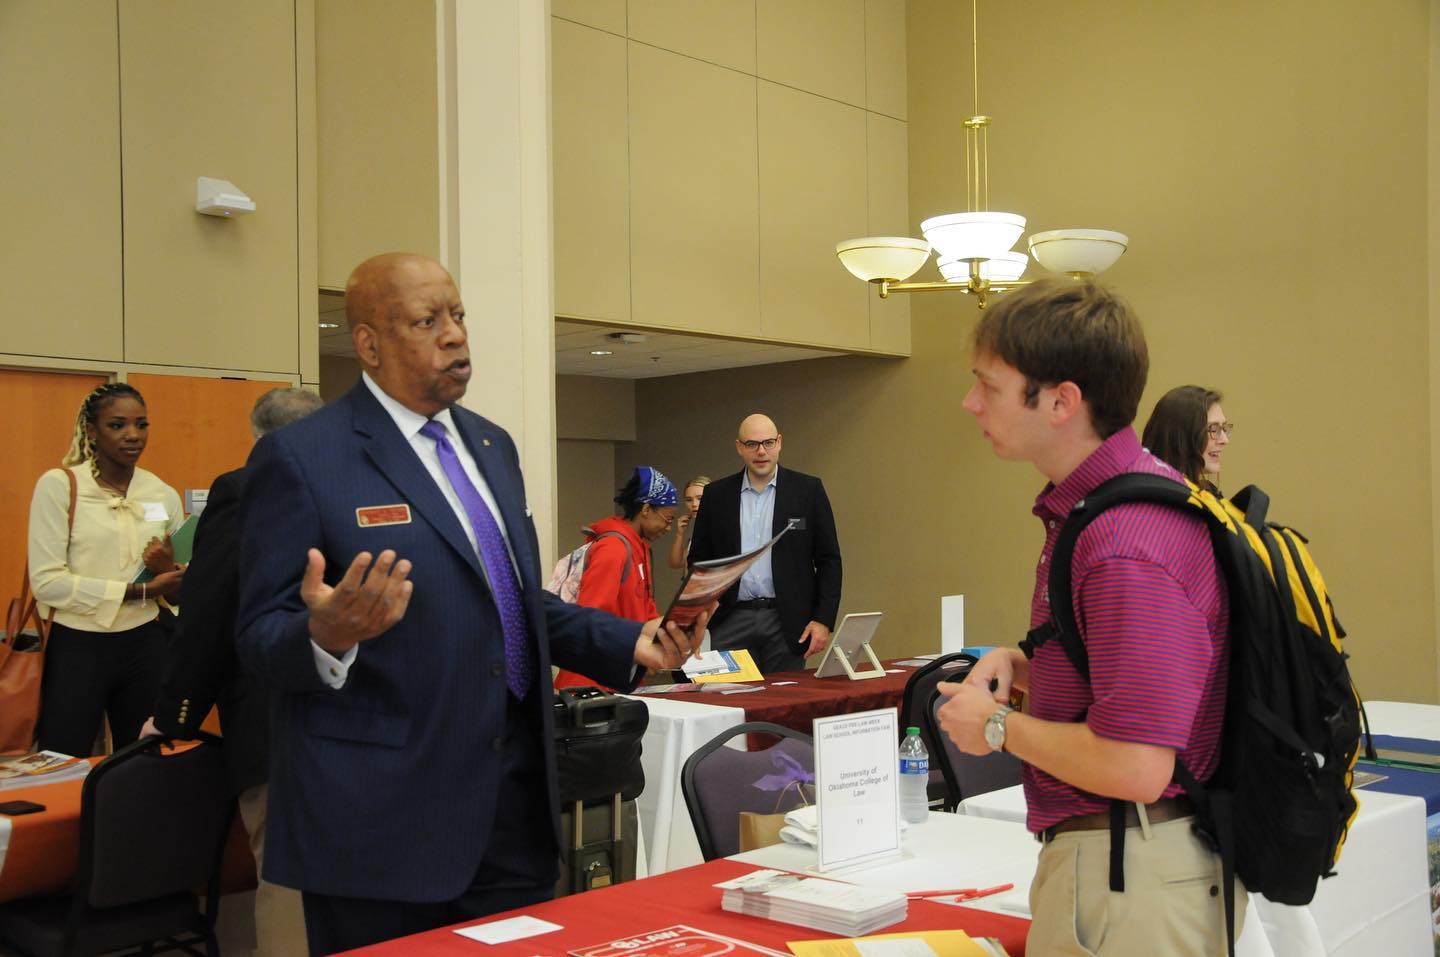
[{"xmin": 751, "ymin": 750, "xmax": 815, "ymax": 792}]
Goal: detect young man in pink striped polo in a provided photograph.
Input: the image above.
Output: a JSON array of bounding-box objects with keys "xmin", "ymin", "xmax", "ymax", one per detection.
[{"xmin": 936, "ymin": 279, "xmax": 1244, "ymax": 955}]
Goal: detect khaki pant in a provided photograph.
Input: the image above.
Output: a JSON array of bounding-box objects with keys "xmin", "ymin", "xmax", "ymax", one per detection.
[
  {"xmin": 1027, "ymin": 814, "xmax": 1246, "ymax": 957},
  {"xmin": 238, "ymin": 784, "xmax": 309, "ymax": 957}
]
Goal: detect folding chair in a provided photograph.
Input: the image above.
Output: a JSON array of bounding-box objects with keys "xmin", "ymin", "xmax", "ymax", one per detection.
[
  {"xmin": 680, "ymin": 721, "xmax": 814, "ymax": 861},
  {"xmin": 899, "ymin": 652, "xmax": 976, "ymax": 805},
  {"xmin": 925, "ymin": 688, "xmax": 1022, "ymax": 811},
  {"xmin": 0, "ymin": 733, "xmax": 235, "ymax": 957}
]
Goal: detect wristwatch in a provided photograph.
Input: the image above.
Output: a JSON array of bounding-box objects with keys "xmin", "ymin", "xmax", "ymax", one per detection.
[{"xmin": 984, "ymin": 704, "xmax": 1015, "ymax": 753}]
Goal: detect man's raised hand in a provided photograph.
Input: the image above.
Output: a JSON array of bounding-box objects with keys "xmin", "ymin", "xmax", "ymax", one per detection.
[{"xmin": 303, "ymin": 548, "xmax": 413, "ymax": 655}]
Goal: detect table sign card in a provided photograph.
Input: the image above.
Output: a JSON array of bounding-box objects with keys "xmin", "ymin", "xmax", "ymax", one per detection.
[
  {"xmin": 814, "ymin": 707, "xmax": 901, "ymax": 872},
  {"xmin": 941, "ymin": 594, "xmax": 965, "ymax": 655}
]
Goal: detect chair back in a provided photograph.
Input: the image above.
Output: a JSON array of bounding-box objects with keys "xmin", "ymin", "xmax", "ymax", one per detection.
[
  {"xmin": 681, "ymin": 721, "xmax": 813, "ymax": 861},
  {"xmin": 899, "ymin": 653, "xmax": 975, "ymax": 801},
  {"xmin": 78, "ymin": 734, "xmax": 235, "ymax": 909},
  {"xmin": 924, "ymin": 688, "xmax": 1022, "ymax": 810}
]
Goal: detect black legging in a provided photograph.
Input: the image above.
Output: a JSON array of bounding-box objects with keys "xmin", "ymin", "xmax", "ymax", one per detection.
[{"xmin": 35, "ymin": 618, "xmax": 167, "ymax": 756}]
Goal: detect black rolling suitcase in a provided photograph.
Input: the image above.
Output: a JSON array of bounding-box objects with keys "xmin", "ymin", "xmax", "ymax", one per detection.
[{"xmin": 552, "ymin": 686, "xmax": 648, "ymax": 895}]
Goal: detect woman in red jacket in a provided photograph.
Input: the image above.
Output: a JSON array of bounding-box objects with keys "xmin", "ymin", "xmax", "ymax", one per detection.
[{"xmin": 554, "ymin": 466, "xmax": 678, "ymax": 690}]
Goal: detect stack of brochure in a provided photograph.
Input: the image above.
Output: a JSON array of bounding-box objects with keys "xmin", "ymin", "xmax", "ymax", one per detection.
[
  {"xmin": 715, "ymin": 869, "xmax": 906, "ymax": 937},
  {"xmin": 0, "ymin": 751, "xmax": 89, "ymax": 790}
]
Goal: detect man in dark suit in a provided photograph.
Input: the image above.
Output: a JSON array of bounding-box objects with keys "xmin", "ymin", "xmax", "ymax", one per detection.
[
  {"xmin": 687, "ymin": 413, "xmax": 842, "ymax": 673},
  {"xmin": 142, "ymin": 386, "xmax": 323, "ymax": 956},
  {"xmin": 235, "ymin": 253, "xmax": 704, "ymax": 955}
]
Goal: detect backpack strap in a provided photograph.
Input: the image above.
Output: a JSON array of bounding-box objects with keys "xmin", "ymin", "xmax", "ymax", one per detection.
[
  {"xmin": 1030, "ymin": 472, "xmax": 1199, "ymax": 899},
  {"xmin": 582, "ymin": 530, "xmax": 634, "ymax": 585},
  {"xmin": 1032, "ymin": 472, "xmax": 1195, "ymax": 680}
]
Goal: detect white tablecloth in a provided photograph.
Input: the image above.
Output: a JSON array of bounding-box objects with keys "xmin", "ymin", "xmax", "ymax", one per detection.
[
  {"xmin": 731, "ymin": 810, "xmax": 1037, "ymax": 920},
  {"xmin": 628, "ymin": 695, "xmax": 745, "ymax": 876},
  {"xmin": 1363, "ymin": 700, "xmax": 1440, "ymax": 741},
  {"xmin": 958, "ymin": 784, "xmax": 1430, "ymax": 956}
]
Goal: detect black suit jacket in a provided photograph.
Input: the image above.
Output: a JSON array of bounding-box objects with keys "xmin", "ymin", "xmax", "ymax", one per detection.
[
  {"xmin": 687, "ymin": 466, "xmax": 842, "ymax": 652},
  {"xmin": 152, "ymin": 467, "xmax": 268, "ymax": 794}
]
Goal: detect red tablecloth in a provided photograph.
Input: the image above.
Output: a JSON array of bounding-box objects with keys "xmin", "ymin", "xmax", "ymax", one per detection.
[
  {"xmin": 651, "ymin": 660, "xmax": 918, "ymax": 748},
  {"xmin": 341, "ymin": 858, "xmax": 1028, "ymax": 956}
]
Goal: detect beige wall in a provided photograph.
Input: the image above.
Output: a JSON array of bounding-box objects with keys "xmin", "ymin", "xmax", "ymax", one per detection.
[
  {"xmin": 1, "ymin": 0, "xmax": 316, "ymax": 384},
  {"xmin": 622, "ymin": 0, "xmax": 1439, "ymax": 702},
  {"xmin": 316, "ymin": 0, "xmax": 440, "ymax": 289},
  {"xmin": 556, "ymin": 375, "xmax": 635, "ymax": 441},
  {"xmin": 318, "ymin": 354, "xmax": 361, "ymax": 402},
  {"xmin": 558, "ymin": 439, "xmax": 620, "ymax": 557},
  {"xmin": 551, "ymin": 1, "xmax": 913, "ymax": 354}
]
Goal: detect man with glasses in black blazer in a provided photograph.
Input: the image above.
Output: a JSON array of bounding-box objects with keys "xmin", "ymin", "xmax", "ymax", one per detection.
[{"xmin": 687, "ymin": 413, "xmax": 842, "ymax": 673}]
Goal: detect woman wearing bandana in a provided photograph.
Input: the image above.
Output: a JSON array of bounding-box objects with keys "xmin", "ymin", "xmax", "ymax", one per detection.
[
  {"xmin": 554, "ymin": 466, "xmax": 677, "ymax": 690},
  {"xmin": 27, "ymin": 383, "xmax": 185, "ymax": 756}
]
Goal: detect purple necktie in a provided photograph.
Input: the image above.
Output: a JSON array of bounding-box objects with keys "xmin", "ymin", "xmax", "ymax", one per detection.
[{"xmin": 419, "ymin": 419, "xmax": 533, "ymax": 699}]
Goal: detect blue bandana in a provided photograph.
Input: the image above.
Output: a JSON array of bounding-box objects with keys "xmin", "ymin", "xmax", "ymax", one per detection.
[{"xmin": 634, "ymin": 466, "xmax": 677, "ymax": 507}]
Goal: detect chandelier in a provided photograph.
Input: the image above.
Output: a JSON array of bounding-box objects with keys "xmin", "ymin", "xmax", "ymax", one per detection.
[{"xmin": 835, "ymin": 1, "xmax": 1127, "ymax": 307}]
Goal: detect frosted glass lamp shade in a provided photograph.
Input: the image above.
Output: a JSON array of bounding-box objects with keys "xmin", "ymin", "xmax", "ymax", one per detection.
[
  {"xmin": 937, "ymin": 251, "xmax": 1028, "ymax": 284},
  {"xmin": 835, "ymin": 237, "xmax": 932, "ymax": 283},
  {"xmin": 920, "ymin": 212, "xmax": 1026, "ymax": 262},
  {"xmin": 1027, "ymin": 229, "xmax": 1129, "ymax": 275}
]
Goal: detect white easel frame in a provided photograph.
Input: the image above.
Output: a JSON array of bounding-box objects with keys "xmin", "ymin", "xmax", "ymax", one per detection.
[{"xmin": 813, "ymin": 612, "xmax": 886, "ymax": 680}]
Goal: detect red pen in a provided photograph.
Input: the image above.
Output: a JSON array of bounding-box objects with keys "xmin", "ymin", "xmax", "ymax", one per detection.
[{"xmin": 950, "ymin": 882, "xmax": 1015, "ymax": 901}]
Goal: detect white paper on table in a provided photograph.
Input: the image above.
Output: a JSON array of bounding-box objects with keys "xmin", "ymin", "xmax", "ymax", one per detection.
[
  {"xmin": 941, "ymin": 595, "xmax": 965, "ymax": 655},
  {"xmin": 453, "ymin": 915, "xmax": 563, "ymax": 943},
  {"xmin": 813, "ymin": 707, "xmax": 901, "ymax": 872}
]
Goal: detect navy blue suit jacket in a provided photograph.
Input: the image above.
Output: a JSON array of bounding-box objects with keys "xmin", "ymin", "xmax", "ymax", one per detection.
[{"xmin": 235, "ymin": 381, "xmax": 641, "ymax": 902}]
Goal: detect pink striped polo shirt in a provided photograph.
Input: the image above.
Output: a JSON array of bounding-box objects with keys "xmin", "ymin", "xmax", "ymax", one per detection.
[{"xmin": 1022, "ymin": 428, "xmax": 1230, "ymax": 833}]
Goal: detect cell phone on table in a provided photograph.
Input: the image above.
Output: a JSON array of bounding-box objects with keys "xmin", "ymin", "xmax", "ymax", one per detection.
[{"xmin": 0, "ymin": 800, "xmax": 46, "ymax": 816}]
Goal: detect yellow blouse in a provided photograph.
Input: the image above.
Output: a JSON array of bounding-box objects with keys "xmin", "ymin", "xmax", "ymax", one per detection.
[{"xmin": 28, "ymin": 465, "xmax": 184, "ymax": 633}]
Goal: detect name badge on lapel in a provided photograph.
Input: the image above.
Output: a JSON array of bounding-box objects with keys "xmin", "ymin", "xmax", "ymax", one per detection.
[{"xmin": 356, "ymin": 504, "xmax": 412, "ymax": 528}]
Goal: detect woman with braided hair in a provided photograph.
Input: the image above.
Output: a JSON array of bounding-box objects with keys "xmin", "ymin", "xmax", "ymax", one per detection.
[{"xmin": 27, "ymin": 382, "xmax": 185, "ymax": 755}]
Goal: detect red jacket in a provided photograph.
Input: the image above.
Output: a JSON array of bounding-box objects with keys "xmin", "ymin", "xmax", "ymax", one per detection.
[{"xmin": 554, "ymin": 516, "xmax": 656, "ymax": 690}]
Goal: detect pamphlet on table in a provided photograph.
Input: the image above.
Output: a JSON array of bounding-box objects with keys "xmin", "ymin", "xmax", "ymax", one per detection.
[
  {"xmin": 714, "ymin": 869, "xmax": 906, "ymax": 937},
  {"xmin": 787, "ymin": 928, "xmax": 1010, "ymax": 957},
  {"xmin": 685, "ymin": 649, "xmax": 765, "ymax": 683},
  {"xmin": 0, "ymin": 750, "xmax": 88, "ymax": 790}
]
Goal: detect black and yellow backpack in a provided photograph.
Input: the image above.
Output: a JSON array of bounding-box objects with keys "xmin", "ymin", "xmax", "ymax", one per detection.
[{"xmin": 1024, "ymin": 473, "xmax": 1361, "ymax": 957}]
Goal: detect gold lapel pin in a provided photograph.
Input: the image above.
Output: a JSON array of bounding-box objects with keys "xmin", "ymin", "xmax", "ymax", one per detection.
[{"xmin": 482, "ymin": 438, "xmax": 491, "ymax": 447}]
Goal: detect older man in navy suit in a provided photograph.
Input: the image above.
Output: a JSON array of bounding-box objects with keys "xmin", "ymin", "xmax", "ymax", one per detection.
[{"xmin": 236, "ymin": 253, "xmax": 705, "ymax": 955}]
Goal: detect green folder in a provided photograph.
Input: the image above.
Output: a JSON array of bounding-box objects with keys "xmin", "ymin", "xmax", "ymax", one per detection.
[{"xmin": 133, "ymin": 513, "xmax": 200, "ymax": 583}]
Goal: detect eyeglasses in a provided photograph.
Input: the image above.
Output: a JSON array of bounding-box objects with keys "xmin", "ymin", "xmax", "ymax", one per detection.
[
  {"xmin": 1205, "ymin": 422, "xmax": 1234, "ymax": 439},
  {"xmin": 739, "ymin": 438, "xmax": 778, "ymax": 452}
]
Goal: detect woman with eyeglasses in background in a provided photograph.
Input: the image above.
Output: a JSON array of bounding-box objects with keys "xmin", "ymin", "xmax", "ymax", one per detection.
[
  {"xmin": 1141, "ymin": 385, "xmax": 1233, "ymax": 493},
  {"xmin": 554, "ymin": 466, "xmax": 678, "ymax": 690},
  {"xmin": 667, "ymin": 475, "xmax": 711, "ymax": 570}
]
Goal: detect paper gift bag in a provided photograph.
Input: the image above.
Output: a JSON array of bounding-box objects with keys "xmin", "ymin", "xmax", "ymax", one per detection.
[{"xmin": 738, "ymin": 780, "xmax": 812, "ymax": 852}]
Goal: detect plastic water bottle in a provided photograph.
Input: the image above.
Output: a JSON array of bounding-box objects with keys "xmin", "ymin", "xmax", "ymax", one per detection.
[{"xmin": 899, "ymin": 726, "xmax": 930, "ymax": 824}]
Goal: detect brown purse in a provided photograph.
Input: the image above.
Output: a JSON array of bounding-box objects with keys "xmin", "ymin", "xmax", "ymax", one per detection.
[{"xmin": 0, "ymin": 468, "xmax": 77, "ymax": 755}]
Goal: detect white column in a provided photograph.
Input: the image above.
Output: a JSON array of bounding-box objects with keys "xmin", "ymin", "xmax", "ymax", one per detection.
[{"xmin": 439, "ymin": 0, "xmax": 559, "ymax": 566}]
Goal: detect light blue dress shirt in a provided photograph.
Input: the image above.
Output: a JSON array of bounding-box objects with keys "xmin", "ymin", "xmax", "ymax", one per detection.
[{"xmin": 737, "ymin": 470, "xmax": 778, "ymax": 601}]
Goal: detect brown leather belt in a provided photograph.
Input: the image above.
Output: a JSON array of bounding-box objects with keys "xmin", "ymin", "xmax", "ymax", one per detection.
[{"xmin": 1040, "ymin": 796, "xmax": 1195, "ymax": 843}]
